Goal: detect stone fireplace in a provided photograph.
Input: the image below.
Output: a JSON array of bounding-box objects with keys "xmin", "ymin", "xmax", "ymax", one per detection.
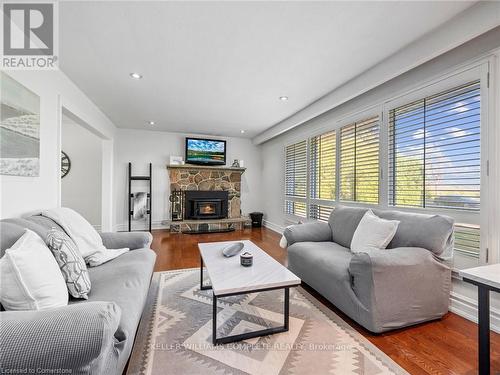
[{"xmin": 167, "ymin": 165, "xmax": 245, "ymax": 219}]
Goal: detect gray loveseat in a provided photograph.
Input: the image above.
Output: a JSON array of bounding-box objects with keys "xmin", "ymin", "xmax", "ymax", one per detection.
[
  {"xmin": 284, "ymin": 205, "xmax": 454, "ymax": 333},
  {"xmin": 0, "ymin": 215, "xmax": 156, "ymax": 374}
]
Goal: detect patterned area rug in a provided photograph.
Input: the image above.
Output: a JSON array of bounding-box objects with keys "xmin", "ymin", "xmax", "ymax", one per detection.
[{"xmin": 127, "ymin": 269, "xmax": 408, "ymax": 375}]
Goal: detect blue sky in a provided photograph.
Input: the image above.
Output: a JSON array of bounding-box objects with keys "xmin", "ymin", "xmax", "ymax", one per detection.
[{"xmin": 187, "ymin": 139, "xmax": 225, "ymax": 153}]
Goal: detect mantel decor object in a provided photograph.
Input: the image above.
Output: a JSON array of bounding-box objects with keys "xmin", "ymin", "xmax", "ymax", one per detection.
[
  {"xmin": 231, "ymin": 159, "xmax": 240, "ymax": 168},
  {"xmin": 170, "ymin": 155, "xmax": 184, "ymax": 165}
]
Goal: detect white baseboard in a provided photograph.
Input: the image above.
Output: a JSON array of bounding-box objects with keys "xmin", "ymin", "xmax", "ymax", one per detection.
[
  {"xmin": 116, "ymin": 219, "xmax": 283, "ymax": 233},
  {"xmin": 114, "ymin": 221, "xmax": 170, "ymax": 232},
  {"xmin": 263, "ymin": 220, "xmax": 285, "ymax": 234},
  {"xmin": 449, "ymin": 291, "xmax": 500, "ymax": 334}
]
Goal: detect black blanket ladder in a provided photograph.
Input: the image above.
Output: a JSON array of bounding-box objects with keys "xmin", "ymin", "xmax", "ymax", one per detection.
[{"xmin": 128, "ymin": 162, "xmax": 152, "ymax": 232}]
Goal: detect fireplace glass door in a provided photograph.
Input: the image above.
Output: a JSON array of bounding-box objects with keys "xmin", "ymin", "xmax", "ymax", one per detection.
[
  {"xmin": 194, "ymin": 199, "xmax": 223, "ymax": 219},
  {"xmin": 199, "ymin": 202, "xmax": 216, "ymax": 215}
]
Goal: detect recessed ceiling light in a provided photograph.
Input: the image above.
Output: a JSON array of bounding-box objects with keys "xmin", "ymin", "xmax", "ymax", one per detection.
[
  {"xmin": 240, "ymin": 130, "xmax": 245, "ymax": 134},
  {"xmin": 147, "ymin": 121, "xmax": 155, "ymax": 125},
  {"xmin": 279, "ymin": 96, "xmax": 288, "ymax": 101},
  {"xmin": 130, "ymin": 72, "xmax": 142, "ymax": 79}
]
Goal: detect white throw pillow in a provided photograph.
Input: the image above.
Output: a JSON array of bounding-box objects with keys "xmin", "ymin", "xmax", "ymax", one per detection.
[
  {"xmin": 350, "ymin": 210, "xmax": 400, "ymax": 253},
  {"xmin": 0, "ymin": 229, "xmax": 68, "ymax": 311}
]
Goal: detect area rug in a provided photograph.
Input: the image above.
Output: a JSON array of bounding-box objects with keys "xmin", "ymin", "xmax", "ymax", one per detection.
[{"xmin": 127, "ymin": 269, "xmax": 408, "ymax": 375}]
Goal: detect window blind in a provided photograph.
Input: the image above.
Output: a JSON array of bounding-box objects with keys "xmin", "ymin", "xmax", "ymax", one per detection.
[
  {"xmin": 340, "ymin": 123, "xmax": 355, "ymax": 201},
  {"xmin": 310, "ymin": 131, "xmax": 336, "ymax": 200},
  {"xmin": 389, "ymin": 81, "xmax": 481, "ymax": 210},
  {"xmin": 285, "ymin": 140, "xmax": 307, "ymax": 198},
  {"xmin": 339, "ymin": 117, "xmax": 379, "ymax": 203},
  {"xmin": 309, "ymin": 204, "xmax": 333, "ymax": 222},
  {"xmin": 285, "ymin": 200, "xmax": 307, "ymax": 218},
  {"xmin": 454, "ymin": 223, "xmax": 480, "ymax": 258}
]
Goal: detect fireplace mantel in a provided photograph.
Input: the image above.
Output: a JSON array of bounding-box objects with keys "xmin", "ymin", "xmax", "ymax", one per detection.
[{"xmin": 167, "ymin": 164, "xmax": 246, "ymax": 173}]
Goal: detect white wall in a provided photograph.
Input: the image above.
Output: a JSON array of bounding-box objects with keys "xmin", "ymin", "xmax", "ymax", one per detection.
[
  {"xmin": 0, "ymin": 70, "xmax": 116, "ymax": 226},
  {"xmin": 114, "ymin": 129, "xmax": 262, "ymax": 230},
  {"xmin": 61, "ymin": 116, "xmax": 102, "ymax": 227}
]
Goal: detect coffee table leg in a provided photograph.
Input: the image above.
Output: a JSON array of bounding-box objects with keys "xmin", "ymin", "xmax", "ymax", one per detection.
[
  {"xmin": 212, "ymin": 293, "xmax": 217, "ymax": 345},
  {"xmin": 212, "ymin": 287, "xmax": 293, "ymax": 345},
  {"xmin": 284, "ymin": 287, "xmax": 289, "ymax": 330},
  {"xmin": 200, "ymin": 255, "xmax": 203, "ymax": 289},
  {"xmin": 478, "ymin": 286, "xmax": 490, "ymax": 375},
  {"xmin": 200, "ymin": 255, "xmax": 212, "ymax": 290}
]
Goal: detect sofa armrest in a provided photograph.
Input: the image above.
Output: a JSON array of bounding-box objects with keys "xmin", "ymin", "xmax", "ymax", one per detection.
[
  {"xmin": 348, "ymin": 247, "xmax": 451, "ymax": 332},
  {"xmin": 283, "ymin": 221, "xmax": 332, "ymax": 247},
  {"xmin": 0, "ymin": 301, "xmax": 121, "ymax": 374},
  {"xmin": 100, "ymin": 231, "xmax": 153, "ymax": 250}
]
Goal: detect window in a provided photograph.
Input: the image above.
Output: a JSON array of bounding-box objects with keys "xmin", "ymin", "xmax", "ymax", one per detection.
[
  {"xmin": 285, "ymin": 200, "xmax": 307, "ymax": 218},
  {"xmin": 309, "ymin": 131, "xmax": 336, "ymax": 200},
  {"xmin": 388, "ymin": 80, "xmax": 482, "ymax": 263},
  {"xmin": 284, "ymin": 140, "xmax": 307, "ymax": 216},
  {"xmin": 281, "ymin": 67, "xmax": 488, "ymax": 266},
  {"xmin": 389, "ymin": 81, "xmax": 481, "ymax": 210},
  {"xmin": 309, "ymin": 204, "xmax": 333, "ymax": 222},
  {"xmin": 339, "ymin": 116, "xmax": 380, "ymax": 203}
]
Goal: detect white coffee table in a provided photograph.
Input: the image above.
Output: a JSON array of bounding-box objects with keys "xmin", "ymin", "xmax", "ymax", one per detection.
[{"xmin": 198, "ymin": 240, "xmax": 301, "ymax": 345}]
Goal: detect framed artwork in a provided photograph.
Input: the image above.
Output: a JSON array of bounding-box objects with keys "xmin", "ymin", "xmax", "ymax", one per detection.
[{"xmin": 0, "ymin": 72, "xmax": 40, "ymax": 177}]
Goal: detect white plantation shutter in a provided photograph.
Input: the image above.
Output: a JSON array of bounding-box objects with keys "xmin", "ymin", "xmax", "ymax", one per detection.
[
  {"xmin": 389, "ymin": 81, "xmax": 481, "ymax": 211},
  {"xmin": 309, "ymin": 131, "xmax": 336, "ymax": 200},
  {"xmin": 340, "ymin": 124, "xmax": 356, "ymax": 201},
  {"xmin": 454, "ymin": 223, "xmax": 480, "ymax": 258},
  {"xmin": 285, "ymin": 140, "xmax": 307, "ymax": 216},
  {"xmin": 285, "ymin": 200, "xmax": 307, "ymax": 218},
  {"xmin": 389, "ymin": 80, "xmax": 481, "ymax": 259},
  {"xmin": 355, "ymin": 117, "xmax": 380, "ymax": 203},
  {"xmin": 309, "ymin": 130, "xmax": 336, "ymax": 221},
  {"xmin": 309, "ymin": 204, "xmax": 334, "ymax": 222},
  {"xmin": 285, "ymin": 140, "xmax": 307, "ymax": 197},
  {"xmin": 340, "ymin": 117, "xmax": 380, "ymax": 203}
]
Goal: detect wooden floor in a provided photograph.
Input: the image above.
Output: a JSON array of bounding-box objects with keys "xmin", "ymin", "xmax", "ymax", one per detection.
[{"xmin": 150, "ymin": 227, "xmax": 500, "ymax": 375}]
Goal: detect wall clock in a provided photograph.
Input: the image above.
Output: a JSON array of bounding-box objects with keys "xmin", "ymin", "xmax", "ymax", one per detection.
[{"xmin": 61, "ymin": 151, "xmax": 71, "ymax": 178}]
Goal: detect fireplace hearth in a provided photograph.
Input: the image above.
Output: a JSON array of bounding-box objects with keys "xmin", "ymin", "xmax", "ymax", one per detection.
[{"xmin": 184, "ymin": 190, "xmax": 228, "ymax": 220}]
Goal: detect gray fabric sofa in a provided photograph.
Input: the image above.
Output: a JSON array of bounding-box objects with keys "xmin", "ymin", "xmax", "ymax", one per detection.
[
  {"xmin": 0, "ymin": 215, "xmax": 156, "ymax": 375},
  {"xmin": 284, "ymin": 205, "xmax": 454, "ymax": 333}
]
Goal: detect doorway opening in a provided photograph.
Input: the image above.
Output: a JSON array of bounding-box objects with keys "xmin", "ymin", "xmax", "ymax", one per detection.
[{"xmin": 60, "ymin": 108, "xmax": 103, "ymax": 229}]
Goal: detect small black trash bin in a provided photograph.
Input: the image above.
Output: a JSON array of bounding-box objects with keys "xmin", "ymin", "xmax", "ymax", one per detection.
[{"xmin": 249, "ymin": 212, "xmax": 264, "ymax": 228}]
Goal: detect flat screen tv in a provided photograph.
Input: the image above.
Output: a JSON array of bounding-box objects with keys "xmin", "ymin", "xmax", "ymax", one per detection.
[{"xmin": 185, "ymin": 137, "xmax": 226, "ymax": 165}]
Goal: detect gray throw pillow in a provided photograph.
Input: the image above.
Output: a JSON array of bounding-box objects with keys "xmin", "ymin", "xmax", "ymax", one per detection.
[{"xmin": 46, "ymin": 228, "xmax": 91, "ymax": 299}]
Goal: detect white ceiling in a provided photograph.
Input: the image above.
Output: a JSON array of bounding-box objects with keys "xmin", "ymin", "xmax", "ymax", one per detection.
[{"xmin": 60, "ymin": 1, "xmax": 475, "ymax": 138}]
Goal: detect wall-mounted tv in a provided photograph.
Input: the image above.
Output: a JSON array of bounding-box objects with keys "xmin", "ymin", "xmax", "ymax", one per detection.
[{"xmin": 185, "ymin": 137, "xmax": 226, "ymax": 165}]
